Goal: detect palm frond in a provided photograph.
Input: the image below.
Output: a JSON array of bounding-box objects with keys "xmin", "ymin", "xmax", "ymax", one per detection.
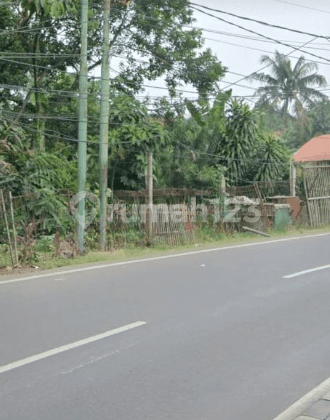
[
  {"xmin": 294, "ymin": 58, "xmax": 318, "ymax": 78},
  {"xmin": 300, "ymin": 87, "xmax": 328, "ymax": 102},
  {"xmin": 249, "ymin": 73, "xmax": 278, "ymax": 85},
  {"xmin": 298, "ymin": 73, "xmax": 327, "ymax": 88}
]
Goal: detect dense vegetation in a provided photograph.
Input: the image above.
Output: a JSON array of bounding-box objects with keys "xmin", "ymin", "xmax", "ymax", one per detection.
[{"xmin": 1, "ymin": 0, "xmax": 329, "ymax": 240}]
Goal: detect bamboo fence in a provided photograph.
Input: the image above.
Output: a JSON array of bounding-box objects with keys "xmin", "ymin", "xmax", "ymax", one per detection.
[{"xmin": 303, "ymin": 165, "xmax": 330, "ymax": 227}]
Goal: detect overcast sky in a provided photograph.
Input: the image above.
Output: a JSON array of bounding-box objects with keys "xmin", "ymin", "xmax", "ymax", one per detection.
[{"xmin": 127, "ymin": 0, "xmax": 330, "ymax": 107}]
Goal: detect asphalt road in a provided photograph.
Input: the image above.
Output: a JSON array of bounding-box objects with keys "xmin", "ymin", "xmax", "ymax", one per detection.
[{"xmin": 1, "ymin": 234, "xmax": 330, "ymax": 420}]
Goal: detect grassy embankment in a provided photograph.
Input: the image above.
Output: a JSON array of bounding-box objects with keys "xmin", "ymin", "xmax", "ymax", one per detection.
[{"xmin": 0, "ymin": 224, "xmax": 329, "ymax": 275}]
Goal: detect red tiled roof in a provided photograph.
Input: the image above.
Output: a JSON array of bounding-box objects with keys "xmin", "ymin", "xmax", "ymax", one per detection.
[{"xmin": 294, "ymin": 134, "xmax": 330, "ymax": 162}]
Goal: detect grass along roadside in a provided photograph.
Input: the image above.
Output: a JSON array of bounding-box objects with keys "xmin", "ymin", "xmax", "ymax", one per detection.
[{"xmin": 1, "ymin": 224, "xmax": 330, "ymax": 276}]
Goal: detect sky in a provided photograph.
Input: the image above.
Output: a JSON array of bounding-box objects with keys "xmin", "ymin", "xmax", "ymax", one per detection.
[{"xmin": 130, "ymin": 0, "xmax": 330, "ymax": 107}]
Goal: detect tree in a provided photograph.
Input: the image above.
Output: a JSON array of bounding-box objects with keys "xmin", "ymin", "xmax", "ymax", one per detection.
[
  {"xmin": 222, "ymin": 100, "xmax": 261, "ymax": 184},
  {"xmin": 250, "ymin": 134, "xmax": 290, "ymax": 182},
  {"xmin": 157, "ymin": 116, "xmax": 227, "ymax": 190},
  {"xmin": 95, "ymin": 0, "xmax": 226, "ymax": 96},
  {"xmin": 1, "ymin": 0, "xmax": 226, "ymax": 156},
  {"xmin": 86, "ymin": 94, "xmax": 167, "ymax": 191},
  {"xmin": 307, "ymin": 100, "xmax": 330, "ymax": 138},
  {"xmin": 183, "ymin": 92, "xmax": 291, "ymax": 185},
  {"xmin": 185, "ymin": 93, "xmax": 261, "ymax": 185},
  {"xmin": 257, "ymin": 99, "xmax": 330, "ymax": 150},
  {"xmin": 251, "ymin": 51, "xmax": 327, "ymax": 117},
  {"xmin": 0, "ymin": 0, "xmax": 79, "ymax": 150},
  {"xmin": 21, "ymin": 0, "xmax": 73, "ymax": 16},
  {"xmin": 0, "ymin": 111, "xmax": 77, "ymax": 233}
]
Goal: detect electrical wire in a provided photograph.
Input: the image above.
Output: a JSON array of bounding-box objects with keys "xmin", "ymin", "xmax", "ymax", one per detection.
[
  {"xmin": 1, "ymin": 4, "xmax": 329, "ymax": 115},
  {"xmin": 172, "ymin": 136, "xmax": 290, "ymax": 166},
  {"xmin": 189, "ymin": 2, "xmax": 330, "ymax": 40},
  {"xmin": 268, "ymin": 0, "xmax": 330, "ymax": 15},
  {"xmin": 191, "ymin": 6, "xmax": 330, "ymax": 67},
  {"xmin": 188, "ymin": 26, "xmax": 330, "ymax": 47},
  {"xmin": 3, "ymin": 109, "xmax": 166, "ymax": 129},
  {"xmin": 1, "ymin": 83, "xmax": 327, "ymax": 106},
  {"xmin": 203, "ymin": 36, "xmax": 330, "ymax": 60},
  {"xmin": 2, "ymin": 111, "xmax": 169, "ymax": 146},
  {"xmin": 2, "ymin": 105, "xmax": 292, "ymax": 167},
  {"xmin": 0, "ymin": 57, "xmax": 78, "ymax": 75},
  {"xmin": 217, "ymin": 37, "xmax": 320, "ymax": 93},
  {"xmin": 0, "ymin": 53, "xmax": 80, "ymax": 57}
]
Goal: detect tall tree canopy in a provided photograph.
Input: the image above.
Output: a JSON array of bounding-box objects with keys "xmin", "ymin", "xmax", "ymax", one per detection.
[
  {"xmin": 251, "ymin": 51, "xmax": 327, "ymax": 116},
  {"xmin": 0, "ymin": 0, "xmax": 226, "ymax": 152},
  {"xmin": 1, "ymin": 0, "xmax": 225, "ymax": 101}
]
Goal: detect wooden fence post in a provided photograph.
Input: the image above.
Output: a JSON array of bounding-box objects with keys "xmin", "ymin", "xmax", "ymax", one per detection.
[
  {"xmin": 9, "ymin": 191, "xmax": 19, "ymax": 266},
  {"xmin": 146, "ymin": 151, "xmax": 153, "ymax": 239},
  {"xmin": 0, "ymin": 190, "xmax": 14, "ymax": 266},
  {"xmin": 253, "ymin": 182, "xmax": 272, "ymax": 229}
]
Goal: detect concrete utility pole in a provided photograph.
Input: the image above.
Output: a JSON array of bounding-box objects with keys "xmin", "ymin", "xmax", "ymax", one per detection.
[
  {"xmin": 146, "ymin": 151, "xmax": 153, "ymax": 239},
  {"xmin": 99, "ymin": 0, "xmax": 111, "ymax": 250},
  {"xmin": 77, "ymin": 0, "xmax": 89, "ymax": 253}
]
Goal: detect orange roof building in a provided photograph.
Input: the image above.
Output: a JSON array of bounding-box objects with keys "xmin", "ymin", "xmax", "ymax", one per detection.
[{"xmin": 294, "ymin": 134, "xmax": 330, "ymax": 162}]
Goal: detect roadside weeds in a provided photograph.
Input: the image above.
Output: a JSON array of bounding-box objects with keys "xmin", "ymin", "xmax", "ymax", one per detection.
[{"xmin": 1, "ymin": 225, "xmax": 329, "ymax": 277}]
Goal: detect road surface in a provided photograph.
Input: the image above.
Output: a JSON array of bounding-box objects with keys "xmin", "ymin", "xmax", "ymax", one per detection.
[{"xmin": 0, "ymin": 233, "xmax": 330, "ymax": 420}]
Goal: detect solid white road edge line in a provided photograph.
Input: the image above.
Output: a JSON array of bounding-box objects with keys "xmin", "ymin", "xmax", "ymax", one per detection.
[
  {"xmin": 283, "ymin": 264, "xmax": 330, "ymax": 278},
  {"xmin": 272, "ymin": 375, "xmax": 330, "ymax": 420},
  {"xmin": 1, "ymin": 232, "xmax": 330, "ymax": 286},
  {"xmin": 0, "ymin": 321, "xmax": 146, "ymax": 375}
]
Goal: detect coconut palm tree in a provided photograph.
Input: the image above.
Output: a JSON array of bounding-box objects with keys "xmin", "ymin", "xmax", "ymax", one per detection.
[{"xmin": 251, "ymin": 51, "xmax": 327, "ymax": 116}]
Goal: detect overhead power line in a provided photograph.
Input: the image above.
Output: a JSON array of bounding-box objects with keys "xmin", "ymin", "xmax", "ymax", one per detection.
[
  {"xmin": 2, "ymin": 114, "xmax": 159, "ymax": 146},
  {"xmin": 269, "ymin": 0, "xmax": 330, "ymax": 15},
  {"xmin": 1, "ymin": 5, "xmax": 329, "ymax": 108},
  {"xmin": 188, "ymin": 26, "xmax": 330, "ymax": 46},
  {"xmin": 189, "ymin": 2, "xmax": 330, "ymax": 40},
  {"xmin": 190, "ymin": 6, "xmax": 330, "ymax": 66},
  {"xmin": 173, "ymin": 137, "xmax": 290, "ymax": 166},
  {"xmin": 0, "ymin": 53, "xmax": 80, "ymax": 57},
  {"xmin": 0, "ymin": 57, "xmax": 78, "ymax": 75},
  {"xmin": 204, "ymin": 36, "xmax": 330, "ymax": 56},
  {"xmin": 219, "ymin": 36, "xmax": 318, "ymax": 92},
  {"xmin": 201, "ymin": 37, "xmax": 330, "ymax": 71},
  {"xmin": 113, "ymin": 34, "xmax": 330, "ymax": 96}
]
